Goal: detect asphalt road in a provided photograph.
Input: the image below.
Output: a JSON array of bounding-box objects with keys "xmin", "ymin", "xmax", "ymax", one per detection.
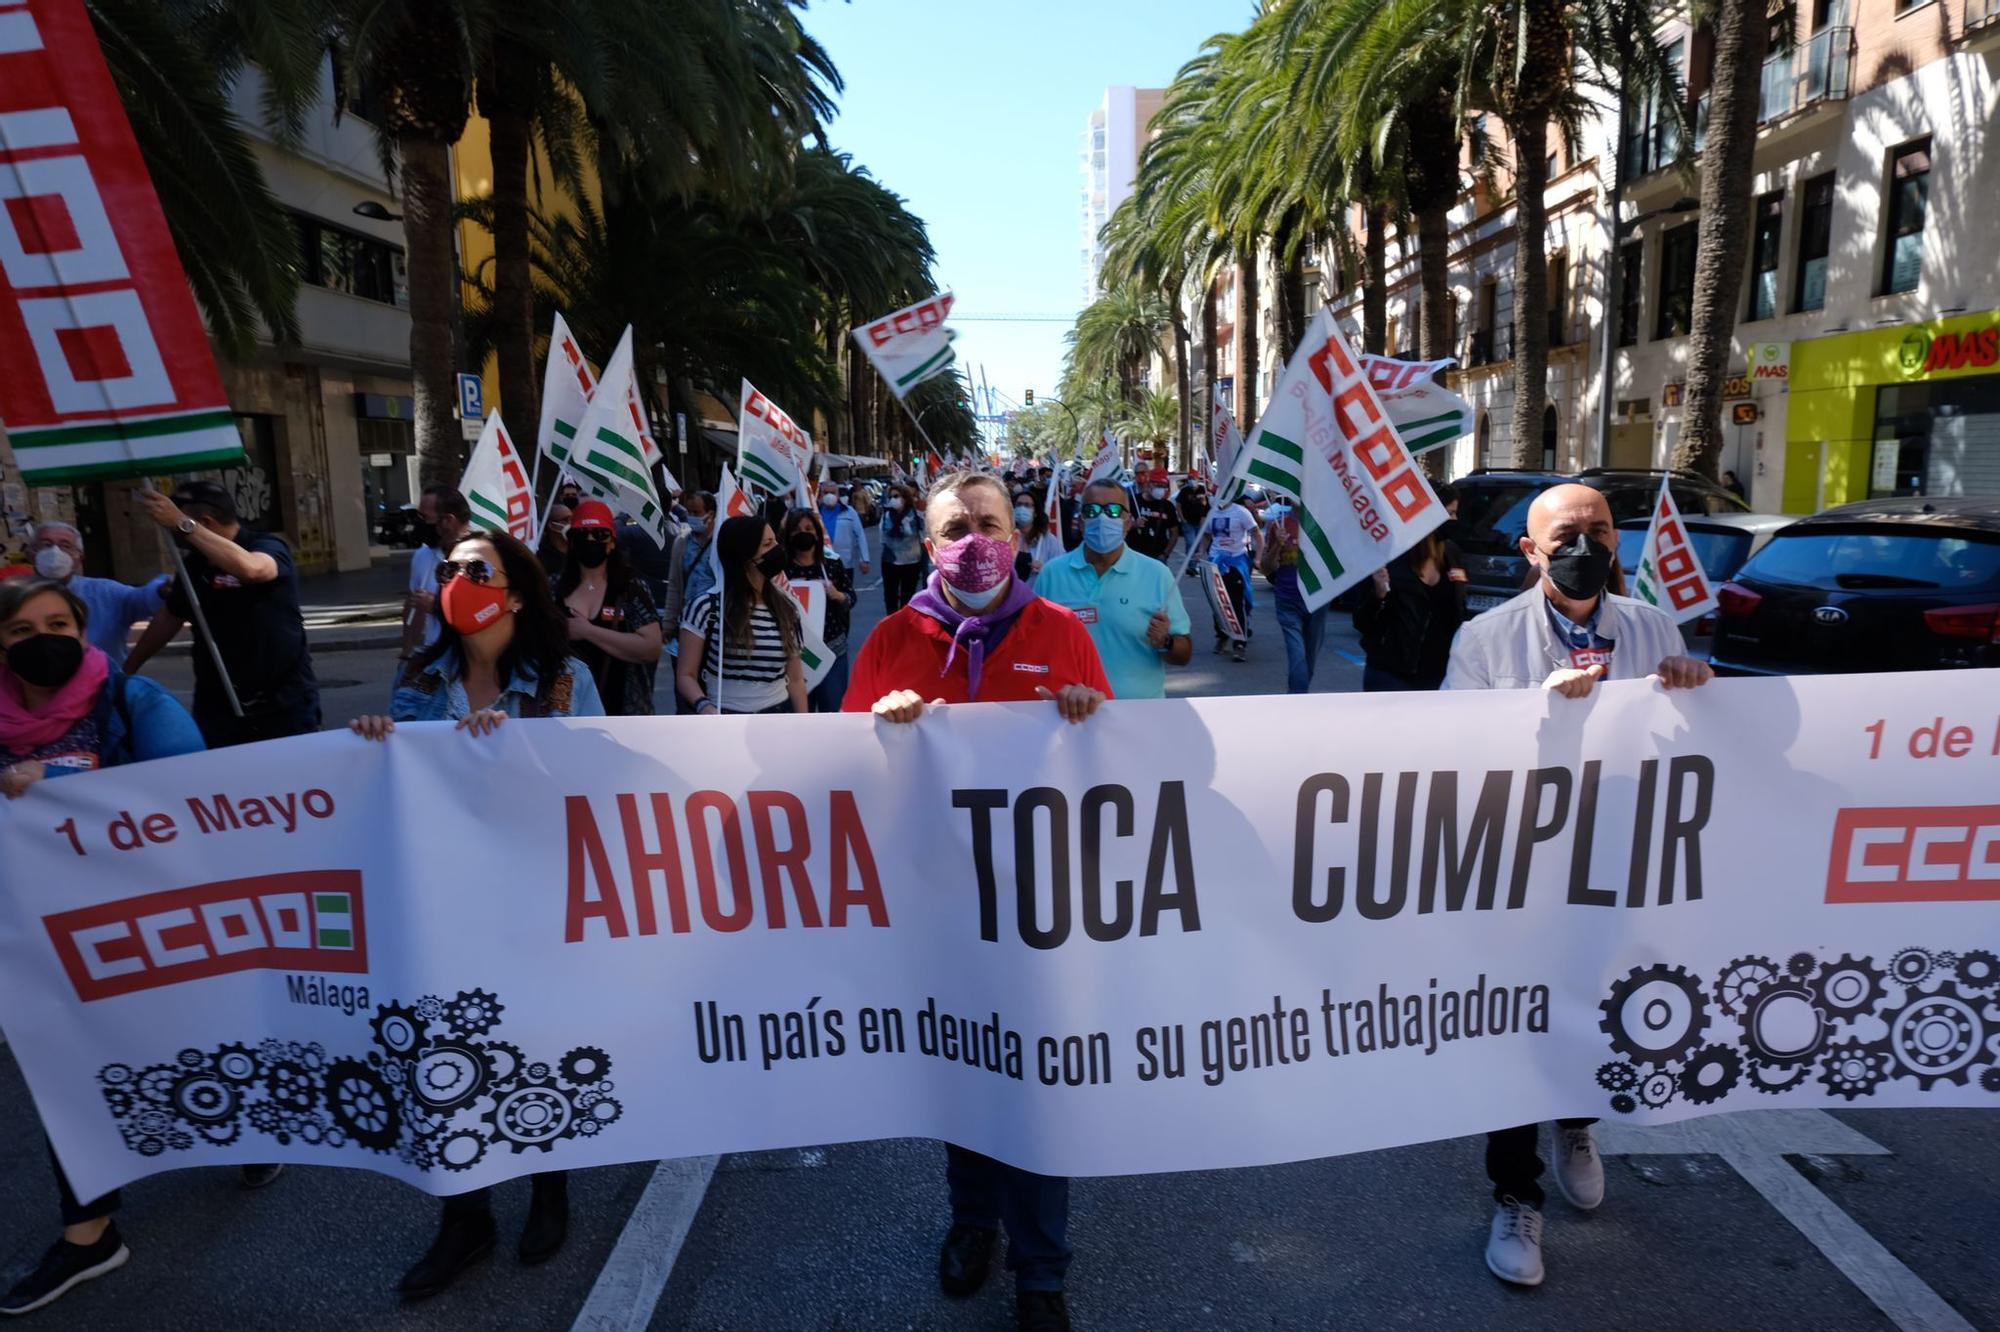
[{"xmin": 3, "ymin": 558, "xmax": 1994, "ymax": 1331}]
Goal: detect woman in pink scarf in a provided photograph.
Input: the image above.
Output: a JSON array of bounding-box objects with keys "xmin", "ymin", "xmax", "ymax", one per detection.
[{"xmin": 0, "ymin": 578, "xmax": 208, "ymax": 1318}]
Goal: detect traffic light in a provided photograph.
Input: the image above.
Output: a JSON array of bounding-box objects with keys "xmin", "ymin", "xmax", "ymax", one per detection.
[{"xmin": 1024, "ymin": 388, "xmax": 1034, "ymax": 405}]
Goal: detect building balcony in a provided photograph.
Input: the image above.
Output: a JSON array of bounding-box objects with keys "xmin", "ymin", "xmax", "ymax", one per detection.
[
  {"xmin": 1962, "ymin": 0, "xmax": 2000, "ymax": 43},
  {"xmin": 1760, "ymin": 27, "xmax": 1853, "ymax": 124},
  {"xmin": 1465, "ymin": 325, "xmax": 1514, "ymax": 367}
]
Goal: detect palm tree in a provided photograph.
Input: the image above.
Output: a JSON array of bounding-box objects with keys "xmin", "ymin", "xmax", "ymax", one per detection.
[
  {"xmin": 1065, "ymin": 284, "xmax": 1173, "ymax": 416},
  {"xmin": 1117, "ymin": 388, "xmax": 1181, "ymax": 469},
  {"xmin": 1673, "ymin": 0, "xmax": 1773, "ymax": 477},
  {"xmin": 90, "ymin": 0, "xmax": 307, "ymax": 355}
]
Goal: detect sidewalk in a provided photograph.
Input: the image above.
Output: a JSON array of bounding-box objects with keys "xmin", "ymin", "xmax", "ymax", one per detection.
[{"xmin": 156, "ymin": 550, "xmax": 411, "ymax": 657}]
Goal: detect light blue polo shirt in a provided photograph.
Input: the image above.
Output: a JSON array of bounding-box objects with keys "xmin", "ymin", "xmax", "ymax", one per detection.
[{"xmin": 1034, "ymin": 544, "xmax": 1191, "ymax": 699}]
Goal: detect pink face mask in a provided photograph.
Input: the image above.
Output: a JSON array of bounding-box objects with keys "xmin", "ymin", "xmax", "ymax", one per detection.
[{"xmin": 932, "ymin": 532, "xmax": 1014, "ymax": 608}]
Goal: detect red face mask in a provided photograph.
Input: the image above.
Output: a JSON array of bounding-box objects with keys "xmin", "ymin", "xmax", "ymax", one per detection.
[{"xmin": 440, "ymin": 577, "xmax": 509, "ymax": 636}]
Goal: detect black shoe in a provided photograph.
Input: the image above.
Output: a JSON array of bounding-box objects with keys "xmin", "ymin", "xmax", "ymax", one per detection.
[
  {"xmin": 399, "ymin": 1209, "xmax": 496, "ymax": 1302},
  {"xmin": 0, "ymin": 1225, "xmax": 130, "ymax": 1316},
  {"xmin": 1017, "ymin": 1289, "xmax": 1072, "ymax": 1332},
  {"xmin": 239, "ymin": 1163, "xmax": 284, "ymax": 1189},
  {"xmin": 937, "ymin": 1224, "xmax": 996, "ymax": 1298},
  {"xmin": 1231, "ymin": 644, "xmax": 1247, "ymax": 661},
  {"xmin": 518, "ymin": 1176, "xmax": 569, "ymax": 1266}
]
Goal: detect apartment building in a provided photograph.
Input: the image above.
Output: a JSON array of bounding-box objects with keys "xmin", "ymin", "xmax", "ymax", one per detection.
[
  {"xmin": 1081, "ymin": 86, "xmax": 1166, "ymax": 303},
  {"xmin": 1615, "ymin": 0, "xmax": 2000, "ymax": 511},
  {"xmin": 1312, "ymin": 0, "xmax": 1997, "ymax": 512},
  {"xmin": 1320, "ymin": 103, "xmax": 1622, "ymax": 482}
]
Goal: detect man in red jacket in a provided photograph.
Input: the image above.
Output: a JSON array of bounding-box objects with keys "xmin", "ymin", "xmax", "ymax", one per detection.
[{"xmin": 844, "ymin": 469, "xmax": 1109, "ymax": 1332}]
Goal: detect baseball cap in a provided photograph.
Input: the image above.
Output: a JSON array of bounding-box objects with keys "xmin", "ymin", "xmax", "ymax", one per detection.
[{"xmin": 571, "ymin": 499, "xmax": 616, "ymax": 531}]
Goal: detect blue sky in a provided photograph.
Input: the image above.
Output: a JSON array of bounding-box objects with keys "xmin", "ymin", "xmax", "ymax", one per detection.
[{"xmin": 805, "ymin": 0, "xmax": 1252, "ymax": 419}]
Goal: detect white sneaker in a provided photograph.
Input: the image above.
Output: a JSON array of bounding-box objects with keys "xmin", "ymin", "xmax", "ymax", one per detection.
[
  {"xmin": 1485, "ymin": 1197, "xmax": 1545, "ymax": 1287},
  {"xmin": 1553, "ymin": 1125, "xmax": 1604, "ymax": 1211}
]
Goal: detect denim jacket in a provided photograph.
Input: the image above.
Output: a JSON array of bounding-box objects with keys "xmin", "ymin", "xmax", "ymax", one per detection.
[{"xmin": 390, "ymin": 650, "xmax": 604, "ymax": 722}]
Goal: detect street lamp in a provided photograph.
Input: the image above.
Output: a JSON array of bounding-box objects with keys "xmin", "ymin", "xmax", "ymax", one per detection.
[
  {"xmin": 352, "ymin": 200, "xmax": 403, "ymax": 223},
  {"xmin": 1034, "ymin": 396, "xmax": 1083, "ymax": 459}
]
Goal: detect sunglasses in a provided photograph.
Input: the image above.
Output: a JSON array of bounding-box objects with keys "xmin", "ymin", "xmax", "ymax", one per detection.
[
  {"xmin": 1081, "ymin": 502, "xmax": 1128, "ymax": 519},
  {"xmin": 571, "ymin": 528, "xmax": 613, "ymax": 544},
  {"xmin": 437, "ymin": 558, "xmax": 504, "ymax": 586}
]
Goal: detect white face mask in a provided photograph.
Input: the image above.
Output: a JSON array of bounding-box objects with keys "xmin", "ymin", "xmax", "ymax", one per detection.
[
  {"xmin": 888, "ymin": 497, "xmax": 905, "ymax": 511},
  {"xmin": 33, "ymin": 546, "xmax": 75, "ymax": 580},
  {"xmin": 1149, "ymin": 487, "xmax": 1167, "ymax": 500}
]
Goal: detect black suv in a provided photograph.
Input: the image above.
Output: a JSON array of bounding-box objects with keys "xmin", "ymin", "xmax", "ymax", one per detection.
[
  {"xmin": 1449, "ymin": 468, "xmax": 1751, "ymax": 613},
  {"xmin": 1709, "ymin": 498, "xmax": 2000, "ymax": 675}
]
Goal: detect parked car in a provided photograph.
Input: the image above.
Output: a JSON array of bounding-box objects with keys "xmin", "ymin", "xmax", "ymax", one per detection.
[
  {"xmin": 1450, "ymin": 468, "xmax": 1751, "ymax": 613},
  {"xmin": 1615, "ymin": 511, "xmax": 1796, "ymax": 655},
  {"xmin": 1709, "ymin": 498, "xmax": 2000, "ymax": 675}
]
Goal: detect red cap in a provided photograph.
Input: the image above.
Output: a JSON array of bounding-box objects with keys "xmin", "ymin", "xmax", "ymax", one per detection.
[{"xmin": 571, "ymin": 499, "xmax": 615, "ymax": 531}]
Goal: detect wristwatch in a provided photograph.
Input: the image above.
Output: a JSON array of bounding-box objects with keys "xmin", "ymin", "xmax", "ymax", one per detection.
[{"xmin": 176, "ymin": 516, "xmax": 197, "ymax": 536}]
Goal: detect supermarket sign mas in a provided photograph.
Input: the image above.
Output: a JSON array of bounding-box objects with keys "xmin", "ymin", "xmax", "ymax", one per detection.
[{"xmin": 0, "ymin": 0, "xmax": 243, "ymax": 484}]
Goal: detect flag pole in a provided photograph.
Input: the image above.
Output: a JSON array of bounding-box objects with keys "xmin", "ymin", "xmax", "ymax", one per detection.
[{"xmin": 155, "ymin": 499, "xmax": 244, "ymax": 719}]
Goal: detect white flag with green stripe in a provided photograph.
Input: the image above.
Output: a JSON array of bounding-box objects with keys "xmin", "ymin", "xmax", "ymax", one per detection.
[
  {"xmin": 1209, "ymin": 399, "xmax": 1247, "ymax": 504},
  {"xmin": 568, "ymin": 328, "xmax": 668, "ymax": 540},
  {"xmin": 1358, "ymin": 354, "xmax": 1473, "ymax": 457},
  {"xmin": 1086, "ymin": 433, "xmax": 1128, "ymax": 489},
  {"xmin": 853, "ymin": 293, "xmax": 957, "ymax": 400},
  {"xmin": 536, "ymin": 312, "xmax": 596, "ymax": 478},
  {"xmin": 457, "ymin": 411, "xmax": 538, "ymax": 543},
  {"xmin": 1228, "ymin": 309, "xmax": 1447, "ymax": 612},
  {"xmin": 737, "ymin": 379, "xmax": 812, "ymax": 504}
]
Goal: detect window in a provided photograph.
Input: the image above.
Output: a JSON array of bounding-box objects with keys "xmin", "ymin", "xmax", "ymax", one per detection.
[
  {"xmin": 1882, "ymin": 137, "xmax": 1930, "ymax": 295},
  {"xmin": 1617, "ymin": 242, "xmax": 1644, "ymax": 347},
  {"xmin": 1794, "ymin": 171, "xmax": 1834, "ymax": 312},
  {"xmin": 294, "ymin": 214, "xmax": 405, "ymax": 307},
  {"xmin": 1747, "ymin": 192, "xmax": 1784, "ymax": 321},
  {"xmin": 1655, "ymin": 224, "xmax": 1698, "ymax": 339},
  {"xmin": 1547, "ymin": 252, "xmax": 1569, "ymax": 346}
]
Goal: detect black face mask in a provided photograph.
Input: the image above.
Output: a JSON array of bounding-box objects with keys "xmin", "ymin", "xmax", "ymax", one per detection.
[
  {"xmin": 755, "ymin": 548, "xmax": 788, "ymax": 579},
  {"xmin": 572, "ymin": 541, "xmax": 610, "ymax": 569},
  {"xmin": 1541, "ymin": 531, "xmax": 1615, "ymax": 602},
  {"xmin": 6, "ymin": 633, "xmax": 86, "ymax": 688},
  {"xmin": 788, "ymin": 531, "xmax": 820, "ymax": 554}
]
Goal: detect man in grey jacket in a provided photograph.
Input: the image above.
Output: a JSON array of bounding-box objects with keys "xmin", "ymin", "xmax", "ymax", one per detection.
[{"xmin": 1443, "ymin": 483, "xmax": 1712, "ymax": 1288}]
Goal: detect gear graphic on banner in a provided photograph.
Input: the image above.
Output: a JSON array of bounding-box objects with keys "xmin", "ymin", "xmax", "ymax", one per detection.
[
  {"xmin": 95, "ymin": 989, "xmax": 622, "ymax": 1176},
  {"xmin": 1600, "ymin": 947, "xmax": 2000, "ymax": 1111}
]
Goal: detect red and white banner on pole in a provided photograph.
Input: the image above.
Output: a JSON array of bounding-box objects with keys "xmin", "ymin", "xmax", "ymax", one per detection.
[
  {"xmin": 0, "ymin": 0, "xmax": 243, "ymax": 484},
  {"xmin": 1633, "ymin": 475, "xmax": 1720, "ymax": 623}
]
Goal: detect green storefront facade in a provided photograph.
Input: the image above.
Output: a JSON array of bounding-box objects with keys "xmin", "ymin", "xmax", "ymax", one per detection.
[{"xmin": 1784, "ymin": 308, "xmax": 2000, "ymax": 513}]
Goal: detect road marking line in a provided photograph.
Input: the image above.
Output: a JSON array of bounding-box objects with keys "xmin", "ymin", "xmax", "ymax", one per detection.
[
  {"xmin": 569, "ymin": 1155, "xmax": 719, "ymax": 1332},
  {"xmin": 1600, "ymin": 1111, "xmax": 1972, "ymax": 1332}
]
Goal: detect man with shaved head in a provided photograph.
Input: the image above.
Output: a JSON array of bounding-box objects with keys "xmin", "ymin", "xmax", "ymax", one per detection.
[{"xmin": 1443, "ymin": 481, "xmax": 1712, "ymax": 1287}]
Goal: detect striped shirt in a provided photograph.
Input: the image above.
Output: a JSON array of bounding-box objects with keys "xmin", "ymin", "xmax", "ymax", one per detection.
[{"xmin": 685, "ymin": 590, "xmax": 796, "ymax": 713}]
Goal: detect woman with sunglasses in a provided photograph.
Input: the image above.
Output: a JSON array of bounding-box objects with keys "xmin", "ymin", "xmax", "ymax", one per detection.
[
  {"xmin": 554, "ymin": 500, "xmax": 663, "ymax": 716},
  {"xmin": 347, "ymin": 528, "xmax": 600, "ymax": 1301},
  {"xmin": 779, "ymin": 507, "xmax": 853, "ymax": 712},
  {"xmin": 675, "ymin": 515, "xmax": 807, "ymax": 716}
]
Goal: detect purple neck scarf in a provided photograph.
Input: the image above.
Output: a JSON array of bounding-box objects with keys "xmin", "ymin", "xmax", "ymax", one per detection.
[{"xmin": 907, "ymin": 572, "xmax": 1037, "ymax": 701}]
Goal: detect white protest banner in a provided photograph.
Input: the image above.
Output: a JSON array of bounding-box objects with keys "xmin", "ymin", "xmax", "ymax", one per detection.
[
  {"xmin": 1086, "ymin": 434, "xmax": 1127, "ymax": 489},
  {"xmin": 853, "ymin": 293, "xmax": 957, "ymax": 400},
  {"xmin": 1358, "ymin": 354, "xmax": 1473, "ymax": 457},
  {"xmin": 457, "ymin": 412, "xmax": 536, "ymax": 542},
  {"xmin": 1200, "ymin": 562, "xmax": 1248, "ymax": 643},
  {"xmin": 738, "ymin": 380, "xmax": 812, "ymax": 504},
  {"xmin": 1229, "ymin": 308, "xmax": 1445, "ymax": 610},
  {"xmin": 1633, "ymin": 476, "xmax": 1720, "ymax": 624},
  {"xmin": 4, "ymin": 671, "xmax": 1997, "ymax": 1203}
]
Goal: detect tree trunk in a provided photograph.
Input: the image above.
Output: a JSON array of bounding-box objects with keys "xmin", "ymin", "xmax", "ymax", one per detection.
[
  {"xmin": 1173, "ymin": 313, "xmax": 1191, "ymax": 471},
  {"xmin": 1202, "ymin": 281, "xmax": 1218, "ymax": 432},
  {"xmin": 1363, "ymin": 201, "xmax": 1388, "ymax": 355},
  {"xmin": 1239, "ymin": 255, "xmax": 1261, "ymax": 428},
  {"xmin": 480, "ymin": 44, "xmax": 537, "ymax": 441},
  {"xmin": 1507, "ymin": 112, "xmax": 1551, "ymax": 468},
  {"xmin": 1676, "ymin": 0, "xmax": 1768, "ymax": 478},
  {"xmin": 402, "ymin": 134, "xmax": 461, "ymax": 489},
  {"xmin": 1416, "ymin": 206, "xmax": 1451, "ymax": 365}
]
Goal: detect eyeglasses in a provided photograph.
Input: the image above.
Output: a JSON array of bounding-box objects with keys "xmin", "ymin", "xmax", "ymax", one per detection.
[
  {"xmin": 437, "ymin": 558, "xmax": 504, "ymax": 586},
  {"xmin": 1081, "ymin": 502, "xmax": 1128, "ymax": 519}
]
